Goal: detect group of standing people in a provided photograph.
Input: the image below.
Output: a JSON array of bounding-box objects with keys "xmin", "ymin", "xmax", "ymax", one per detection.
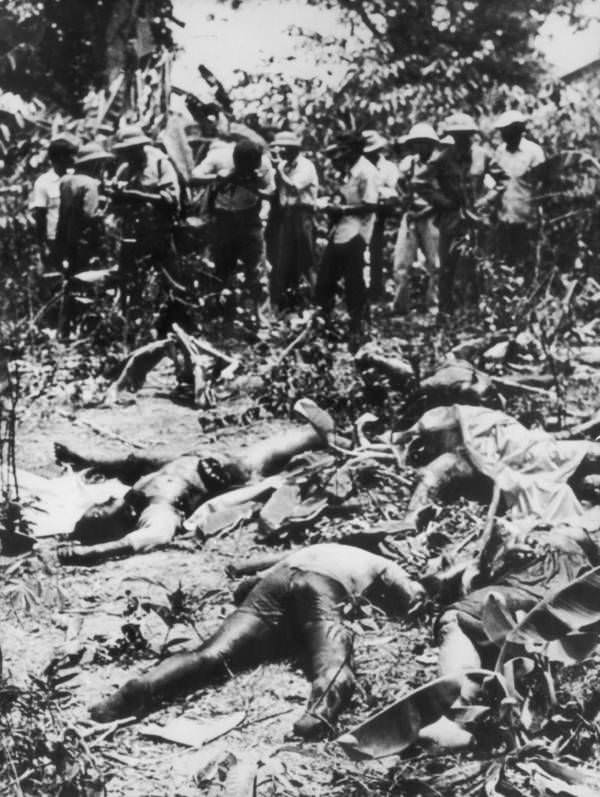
[
  {"xmin": 29, "ymin": 108, "xmax": 546, "ymax": 342},
  {"xmin": 193, "ymin": 108, "xmax": 545, "ymax": 344},
  {"xmin": 29, "ymin": 124, "xmax": 181, "ymax": 335}
]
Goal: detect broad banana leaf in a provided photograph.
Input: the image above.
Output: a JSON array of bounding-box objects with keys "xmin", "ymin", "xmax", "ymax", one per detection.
[
  {"xmin": 336, "ymin": 675, "xmax": 463, "ymax": 760},
  {"xmin": 497, "ymin": 565, "xmax": 600, "ymax": 667}
]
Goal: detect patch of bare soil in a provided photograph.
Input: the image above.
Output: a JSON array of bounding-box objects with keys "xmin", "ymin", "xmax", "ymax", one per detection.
[{"xmin": 2, "ymin": 359, "xmax": 432, "ymax": 796}]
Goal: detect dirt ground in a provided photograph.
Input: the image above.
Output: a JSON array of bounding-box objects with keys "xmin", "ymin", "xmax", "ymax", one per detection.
[{"xmin": 2, "ymin": 360, "xmax": 439, "ymax": 796}]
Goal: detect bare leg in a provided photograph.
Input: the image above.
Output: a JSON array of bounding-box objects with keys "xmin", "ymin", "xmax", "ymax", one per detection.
[
  {"xmin": 54, "ymin": 441, "xmax": 168, "ymax": 484},
  {"xmin": 239, "ymin": 425, "xmax": 324, "ymax": 476},
  {"xmin": 437, "ymin": 609, "xmax": 482, "ymax": 676}
]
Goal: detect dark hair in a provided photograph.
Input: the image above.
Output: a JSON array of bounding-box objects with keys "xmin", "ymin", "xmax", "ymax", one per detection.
[
  {"xmin": 233, "ymin": 139, "xmax": 262, "ymax": 173},
  {"xmin": 334, "ymin": 131, "xmax": 364, "ymax": 159}
]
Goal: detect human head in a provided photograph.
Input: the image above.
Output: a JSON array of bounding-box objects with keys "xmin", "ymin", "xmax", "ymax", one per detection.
[
  {"xmin": 72, "ymin": 491, "xmax": 144, "ymax": 546},
  {"xmin": 403, "ymin": 122, "xmax": 439, "ymax": 161},
  {"xmin": 74, "ymin": 141, "xmax": 114, "ymax": 178},
  {"xmin": 233, "ymin": 138, "xmax": 262, "ymax": 176},
  {"xmin": 495, "ymin": 110, "xmax": 527, "ymax": 151},
  {"xmin": 271, "ymin": 130, "xmax": 302, "ymax": 163},
  {"xmin": 48, "ymin": 133, "xmax": 78, "ymax": 176},
  {"xmin": 362, "ymin": 130, "xmax": 387, "ymax": 164},
  {"xmin": 442, "ymin": 112, "xmax": 479, "ymax": 152},
  {"xmin": 325, "ymin": 131, "xmax": 364, "ymax": 170},
  {"xmin": 112, "ymin": 124, "xmax": 152, "ymax": 168}
]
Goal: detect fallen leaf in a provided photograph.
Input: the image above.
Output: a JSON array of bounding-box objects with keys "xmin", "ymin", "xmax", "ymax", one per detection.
[{"xmin": 140, "ymin": 711, "xmax": 246, "ymax": 748}]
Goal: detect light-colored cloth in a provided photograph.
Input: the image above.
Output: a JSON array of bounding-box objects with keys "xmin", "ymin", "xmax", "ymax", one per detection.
[
  {"xmin": 374, "ymin": 154, "xmax": 399, "ymax": 200},
  {"xmin": 116, "ymin": 145, "xmax": 180, "ymax": 209},
  {"xmin": 17, "ymin": 469, "xmax": 128, "ymax": 538},
  {"xmin": 193, "ymin": 140, "xmax": 275, "ymax": 193},
  {"xmin": 333, "ymin": 155, "xmax": 379, "ymax": 244},
  {"xmin": 411, "ymin": 405, "xmax": 589, "ymax": 524},
  {"xmin": 272, "ymin": 543, "xmax": 421, "ymax": 603},
  {"xmin": 494, "ymin": 137, "xmax": 545, "ymax": 225},
  {"xmin": 393, "ymin": 213, "xmax": 439, "ymax": 309},
  {"xmin": 29, "ymin": 168, "xmax": 61, "ymax": 240},
  {"xmin": 277, "ymin": 154, "xmax": 318, "ymax": 207}
]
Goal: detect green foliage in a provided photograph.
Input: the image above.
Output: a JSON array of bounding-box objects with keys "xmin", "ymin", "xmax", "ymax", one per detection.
[
  {"xmin": 0, "ymin": 0, "xmax": 176, "ymax": 110},
  {"xmin": 225, "ymin": 0, "xmax": 595, "ymax": 145}
]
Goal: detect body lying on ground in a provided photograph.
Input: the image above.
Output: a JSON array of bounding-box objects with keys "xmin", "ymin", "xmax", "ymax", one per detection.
[
  {"xmin": 89, "ymin": 543, "xmax": 423, "ymax": 738},
  {"xmin": 55, "ymin": 425, "xmax": 324, "ymax": 565},
  {"xmin": 399, "ymin": 404, "xmax": 600, "ymax": 530},
  {"xmin": 433, "ymin": 519, "xmax": 600, "ymax": 677}
]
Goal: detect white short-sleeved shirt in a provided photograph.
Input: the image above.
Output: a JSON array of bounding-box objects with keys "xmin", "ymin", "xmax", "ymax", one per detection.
[
  {"xmin": 29, "ymin": 168, "xmax": 61, "ymax": 241},
  {"xmin": 494, "ymin": 137, "xmax": 545, "ymax": 225},
  {"xmin": 333, "ymin": 155, "xmax": 379, "ymax": 245},
  {"xmin": 278, "ymin": 154, "xmax": 318, "ymax": 207}
]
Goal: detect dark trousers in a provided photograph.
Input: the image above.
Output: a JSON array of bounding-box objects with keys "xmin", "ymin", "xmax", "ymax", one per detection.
[
  {"xmin": 92, "ymin": 566, "xmax": 355, "ymax": 735},
  {"xmin": 496, "ymin": 222, "xmax": 535, "ymax": 272},
  {"xmin": 269, "ymin": 207, "xmax": 315, "ymax": 308},
  {"xmin": 438, "ymin": 212, "xmax": 481, "ymax": 314},
  {"xmin": 369, "ymin": 214, "xmax": 385, "ymax": 300},
  {"xmin": 316, "ymin": 235, "xmax": 368, "ymax": 331},
  {"xmin": 213, "ymin": 210, "xmax": 264, "ymax": 301}
]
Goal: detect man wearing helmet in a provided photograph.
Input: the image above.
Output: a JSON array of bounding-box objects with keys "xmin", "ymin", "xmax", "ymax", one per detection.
[
  {"xmin": 425, "ymin": 112, "xmax": 505, "ymax": 315},
  {"xmin": 392, "ymin": 122, "xmax": 441, "ymax": 315}
]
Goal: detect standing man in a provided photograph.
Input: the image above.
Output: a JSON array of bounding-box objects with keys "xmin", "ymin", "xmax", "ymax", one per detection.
[
  {"xmin": 392, "ymin": 123, "xmax": 441, "ymax": 315},
  {"xmin": 55, "ymin": 141, "xmax": 114, "ymax": 336},
  {"xmin": 315, "ymin": 132, "xmax": 379, "ymax": 348},
  {"xmin": 111, "ymin": 124, "xmax": 180, "ymax": 315},
  {"xmin": 493, "ymin": 110, "xmax": 545, "ymax": 272},
  {"xmin": 210, "ymin": 139, "xmax": 275, "ymax": 323},
  {"xmin": 30, "ymin": 134, "xmax": 78, "ymax": 271},
  {"xmin": 427, "ymin": 112, "xmax": 504, "ymax": 315},
  {"xmin": 362, "ymin": 130, "xmax": 399, "ymax": 301},
  {"xmin": 269, "ymin": 130, "xmax": 319, "ymax": 310}
]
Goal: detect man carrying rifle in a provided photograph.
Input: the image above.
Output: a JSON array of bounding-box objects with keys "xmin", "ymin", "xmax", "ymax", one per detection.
[
  {"xmin": 110, "ymin": 124, "xmax": 180, "ymax": 313},
  {"xmin": 315, "ymin": 132, "xmax": 379, "ymax": 349}
]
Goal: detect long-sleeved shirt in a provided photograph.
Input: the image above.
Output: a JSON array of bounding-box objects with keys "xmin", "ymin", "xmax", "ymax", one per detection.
[
  {"xmin": 116, "ymin": 145, "xmax": 180, "ymax": 210},
  {"xmin": 427, "ymin": 142, "xmax": 506, "ymax": 216},
  {"xmin": 277, "ymin": 154, "xmax": 318, "ymax": 208}
]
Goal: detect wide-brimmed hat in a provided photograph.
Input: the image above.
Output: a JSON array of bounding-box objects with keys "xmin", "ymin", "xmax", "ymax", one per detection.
[
  {"xmin": 271, "ymin": 130, "xmax": 302, "ymax": 148},
  {"xmin": 362, "ymin": 129, "xmax": 387, "ymax": 152},
  {"xmin": 112, "ymin": 124, "xmax": 152, "ymax": 150},
  {"xmin": 404, "ymin": 122, "xmax": 439, "ymax": 144},
  {"xmin": 443, "ymin": 112, "xmax": 479, "ymax": 134},
  {"xmin": 495, "ymin": 110, "xmax": 527, "ymax": 130},
  {"xmin": 74, "ymin": 141, "xmax": 114, "ymax": 165}
]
